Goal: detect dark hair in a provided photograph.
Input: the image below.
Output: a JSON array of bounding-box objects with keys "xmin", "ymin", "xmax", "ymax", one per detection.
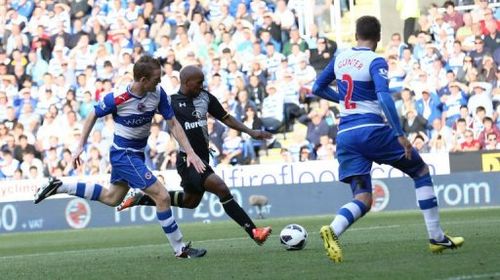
[
  {"xmin": 356, "ymin": 16, "xmax": 381, "ymax": 41},
  {"xmin": 483, "ymin": 116, "xmax": 493, "ymax": 123},
  {"xmin": 133, "ymin": 55, "xmax": 161, "ymax": 81},
  {"xmin": 443, "ymin": 1, "xmax": 455, "ymax": 8}
]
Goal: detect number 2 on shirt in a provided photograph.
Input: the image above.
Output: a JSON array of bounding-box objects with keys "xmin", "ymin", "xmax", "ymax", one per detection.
[{"xmin": 342, "ymin": 74, "xmax": 356, "ymax": 109}]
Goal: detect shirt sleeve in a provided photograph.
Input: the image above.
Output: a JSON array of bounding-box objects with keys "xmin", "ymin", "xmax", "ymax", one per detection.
[
  {"xmin": 94, "ymin": 93, "xmax": 117, "ymax": 118},
  {"xmin": 312, "ymin": 57, "xmax": 340, "ymax": 102},
  {"xmin": 369, "ymin": 57, "xmax": 390, "ymax": 94},
  {"xmin": 206, "ymin": 91, "xmax": 229, "ymax": 120},
  {"xmin": 158, "ymin": 87, "xmax": 175, "ymax": 120}
]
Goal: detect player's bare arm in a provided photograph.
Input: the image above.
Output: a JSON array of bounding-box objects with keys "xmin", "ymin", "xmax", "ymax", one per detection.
[
  {"xmin": 222, "ymin": 114, "xmax": 273, "ymax": 140},
  {"xmin": 167, "ymin": 116, "xmax": 206, "ymax": 173},
  {"xmin": 72, "ymin": 110, "xmax": 98, "ymax": 168}
]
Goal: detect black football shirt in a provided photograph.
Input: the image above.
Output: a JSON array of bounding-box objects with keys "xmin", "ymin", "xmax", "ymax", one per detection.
[{"xmin": 169, "ymin": 90, "xmax": 228, "ymax": 162}]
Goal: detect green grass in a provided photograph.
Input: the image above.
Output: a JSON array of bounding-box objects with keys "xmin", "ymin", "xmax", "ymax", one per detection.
[{"xmin": 1, "ymin": 208, "xmax": 500, "ymax": 280}]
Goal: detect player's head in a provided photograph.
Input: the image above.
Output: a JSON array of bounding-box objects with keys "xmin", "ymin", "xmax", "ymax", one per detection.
[
  {"xmin": 180, "ymin": 65, "xmax": 205, "ymax": 97},
  {"xmin": 355, "ymin": 16, "xmax": 381, "ymax": 49},
  {"xmin": 133, "ymin": 55, "xmax": 162, "ymax": 92}
]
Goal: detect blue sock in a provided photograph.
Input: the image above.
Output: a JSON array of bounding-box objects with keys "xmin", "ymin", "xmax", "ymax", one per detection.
[{"xmin": 330, "ymin": 199, "xmax": 368, "ymax": 237}]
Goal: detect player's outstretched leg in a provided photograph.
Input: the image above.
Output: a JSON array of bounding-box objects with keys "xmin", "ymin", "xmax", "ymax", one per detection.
[{"xmin": 34, "ymin": 177, "xmax": 104, "ymax": 204}]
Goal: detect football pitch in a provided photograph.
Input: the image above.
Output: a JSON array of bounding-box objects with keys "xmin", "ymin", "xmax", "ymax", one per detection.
[{"xmin": 1, "ymin": 208, "xmax": 499, "ymax": 280}]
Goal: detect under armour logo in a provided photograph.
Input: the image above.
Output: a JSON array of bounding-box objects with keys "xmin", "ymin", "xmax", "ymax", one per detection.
[{"xmin": 179, "ymin": 102, "xmax": 186, "ymax": 107}]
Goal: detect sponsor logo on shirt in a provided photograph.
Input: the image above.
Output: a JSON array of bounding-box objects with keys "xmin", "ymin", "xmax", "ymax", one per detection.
[
  {"xmin": 184, "ymin": 119, "xmax": 207, "ymax": 130},
  {"xmin": 123, "ymin": 115, "xmax": 153, "ymax": 126}
]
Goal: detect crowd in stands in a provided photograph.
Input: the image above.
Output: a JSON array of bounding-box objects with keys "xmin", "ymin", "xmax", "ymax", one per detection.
[{"xmin": 0, "ymin": 0, "xmax": 499, "ymax": 180}]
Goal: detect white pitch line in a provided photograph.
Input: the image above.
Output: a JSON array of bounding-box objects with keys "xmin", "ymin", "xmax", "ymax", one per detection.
[{"xmin": 440, "ymin": 272, "xmax": 500, "ymax": 280}]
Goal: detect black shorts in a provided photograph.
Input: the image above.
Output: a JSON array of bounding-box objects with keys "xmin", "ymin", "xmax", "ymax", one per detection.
[{"xmin": 176, "ymin": 152, "xmax": 214, "ymax": 194}]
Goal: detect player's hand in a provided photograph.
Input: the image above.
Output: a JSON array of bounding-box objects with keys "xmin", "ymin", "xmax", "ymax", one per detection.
[
  {"xmin": 185, "ymin": 151, "xmax": 206, "ymax": 173},
  {"xmin": 397, "ymin": 136, "xmax": 413, "ymax": 160},
  {"xmin": 72, "ymin": 146, "xmax": 85, "ymax": 169},
  {"xmin": 249, "ymin": 130, "xmax": 273, "ymax": 140}
]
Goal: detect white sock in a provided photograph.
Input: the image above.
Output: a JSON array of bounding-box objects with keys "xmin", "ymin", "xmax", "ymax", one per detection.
[
  {"xmin": 157, "ymin": 209, "xmax": 184, "ymax": 254},
  {"xmin": 57, "ymin": 181, "xmax": 103, "ymax": 201},
  {"xmin": 330, "ymin": 200, "xmax": 367, "ymax": 237},
  {"xmin": 416, "ymin": 186, "xmax": 444, "ymax": 241}
]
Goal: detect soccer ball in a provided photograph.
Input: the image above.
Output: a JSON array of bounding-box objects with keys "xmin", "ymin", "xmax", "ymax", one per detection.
[{"xmin": 279, "ymin": 224, "xmax": 308, "ymax": 250}]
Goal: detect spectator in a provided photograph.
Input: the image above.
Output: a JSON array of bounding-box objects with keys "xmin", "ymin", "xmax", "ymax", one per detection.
[
  {"xmin": 402, "ymin": 109, "xmax": 428, "ymax": 137},
  {"xmin": 484, "ymin": 132, "xmax": 500, "ymax": 150},
  {"xmin": 442, "ymin": 83, "xmax": 468, "ymax": 127},
  {"xmin": 298, "ymin": 145, "xmax": 313, "ymax": 161},
  {"xmin": 261, "ymin": 83, "xmax": 284, "ymax": 133},
  {"xmin": 415, "ymin": 89, "xmax": 442, "ymax": 126},
  {"xmin": 468, "ymin": 82, "xmax": 493, "ymax": 117},
  {"xmin": 459, "ymin": 129, "xmax": 481, "ymax": 151},
  {"xmin": 315, "ymin": 135, "xmax": 335, "ymax": 161},
  {"xmin": 411, "ymin": 133, "xmax": 430, "ymax": 153},
  {"xmin": 222, "ymin": 128, "xmax": 244, "ymax": 165},
  {"xmin": 19, "ymin": 150, "xmax": 43, "ymax": 177},
  {"xmin": 245, "ymin": 75, "xmax": 265, "ymax": 111},
  {"xmin": 0, "ymin": 150, "xmax": 19, "ymax": 178},
  {"xmin": 470, "ymin": 36, "xmax": 491, "ymax": 71},
  {"xmin": 429, "ymin": 118, "xmax": 454, "ymax": 151},
  {"xmin": 13, "ymin": 134, "xmax": 37, "ymax": 162},
  {"xmin": 309, "ymin": 37, "xmax": 332, "ymax": 74},
  {"xmin": 477, "ymin": 117, "xmax": 500, "ymax": 148},
  {"xmin": 299, "ymin": 108, "xmax": 330, "ymax": 147}
]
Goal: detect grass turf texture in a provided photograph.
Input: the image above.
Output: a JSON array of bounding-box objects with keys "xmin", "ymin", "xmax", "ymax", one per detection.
[{"xmin": 1, "ymin": 208, "xmax": 499, "ymax": 280}]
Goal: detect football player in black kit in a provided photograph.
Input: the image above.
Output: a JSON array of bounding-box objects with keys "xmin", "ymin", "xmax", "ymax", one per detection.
[{"xmin": 118, "ymin": 65, "xmax": 273, "ymax": 245}]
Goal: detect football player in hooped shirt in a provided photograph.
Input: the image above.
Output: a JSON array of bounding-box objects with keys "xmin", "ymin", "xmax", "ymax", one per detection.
[
  {"xmin": 312, "ymin": 16, "xmax": 464, "ymax": 262},
  {"xmin": 117, "ymin": 65, "xmax": 273, "ymax": 245},
  {"xmin": 34, "ymin": 56, "xmax": 207, "ymax": 259}
]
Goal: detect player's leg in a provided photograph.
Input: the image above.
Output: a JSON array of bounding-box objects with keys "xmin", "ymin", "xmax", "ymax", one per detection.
[
  {"xmin": 329, "ymin": 175, "xmax": 371, "ymax": 237},
  {"xmin": 320, "ymin": 129, "xmax": 372, "ymax": 262},
  {"xmin": 203, "ymin": 173, "xmax": 272, "ymax": 245},
  {"xmin": 34, "ymin": 177, "xmax": 129, "ymax": 206},
  {"xmin": 391, "ymin": 150, "xmax": 464, "ymax": 253}
]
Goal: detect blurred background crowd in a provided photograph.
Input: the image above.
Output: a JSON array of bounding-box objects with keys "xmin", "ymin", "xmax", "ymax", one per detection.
[{"xmin": 0, "ymin": 0, "xmax": 499, "ymax": 180}]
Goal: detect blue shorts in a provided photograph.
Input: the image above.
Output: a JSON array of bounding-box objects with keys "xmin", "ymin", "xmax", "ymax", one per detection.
[
  {"xmin": 336, "ymin": 125, "xmax": 405, "ymax": 182},
  {"xmin": 109, "ymin": 147, "xmax": 157, "ymax": 189}
]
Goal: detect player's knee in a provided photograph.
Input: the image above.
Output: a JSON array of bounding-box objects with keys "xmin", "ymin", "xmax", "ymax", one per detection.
[
  {"xmin": 152, "ymin": 191, "xmax": 171, "ymax": 208},
  {"xmin": 409, "ymin": 163, "xmax": 430, "ymax": 181},
  {"xmin": 416, "ymin": 164, "xmax": 429, "ymax": 178},
  {"xmin": 350, "ymin": 175, "xmax": 372, "ymax": 196}
]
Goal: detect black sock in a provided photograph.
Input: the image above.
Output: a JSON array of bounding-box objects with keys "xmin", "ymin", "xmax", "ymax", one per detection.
[
  {"xmin": 168, "ymin": 191, "xmax": 184, "ymax": 207},
  {"xmin": 221, "ymin": 194, "xmax": 256, "ymax": 238},
  {"xmin": 137, "ymin": 194, "xmax": 156, "ymax": 206}
]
